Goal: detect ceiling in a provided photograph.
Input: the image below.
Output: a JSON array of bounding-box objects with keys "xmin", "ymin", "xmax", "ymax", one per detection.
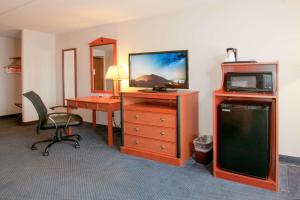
[{"xmin": 0, "ymin": 0, "xmax": 204, "ymax": 35}]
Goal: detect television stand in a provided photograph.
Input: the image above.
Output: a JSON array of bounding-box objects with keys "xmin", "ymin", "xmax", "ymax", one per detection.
[
  {"xmin": 120, "ymin": 90, "xmax": 199, "ymax": 166},
  {"xmin": 138, "ymin": 87, "xmax": 177, "ymax": 93}
]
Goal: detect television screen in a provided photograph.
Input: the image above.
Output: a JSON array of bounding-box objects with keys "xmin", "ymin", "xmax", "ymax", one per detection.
[{"xmin": 129, "ymin": 50, "xmax": 188, "ymax": 89}]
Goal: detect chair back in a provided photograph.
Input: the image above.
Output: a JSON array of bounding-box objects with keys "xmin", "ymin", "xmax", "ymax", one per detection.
[{"xmin": 23, "ymin": 91, "xmax": 48, "ymax": 133}]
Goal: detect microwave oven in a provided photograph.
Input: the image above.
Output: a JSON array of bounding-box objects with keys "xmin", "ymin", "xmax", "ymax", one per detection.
[{"xmin": 225, "ymin": 72, "xmax": 273, "ymax": 93}]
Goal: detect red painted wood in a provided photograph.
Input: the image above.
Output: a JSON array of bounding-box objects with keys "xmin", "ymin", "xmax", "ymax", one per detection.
[
  {"xmin": 66, "ymin": 96, "xmax": 120, "ymax": 147},
  {"xmin": 124, "ymin": 110, "xmax": 176, "ymax": 128},
  {"xmin": 215, "ymin": 168, "xmax": 277, "ymax": 191},
  {"xmin": 122, "ymin": 90, "xmax": 198, "ymax": 99},
  {"xmin": 67, "ymin": 96, "xmax": 120, "ymax": 104},
  {"xmin": 125, "ymin": 122, "xmax": 176, "ymax": 142},
  {"xmin": 121, "ymin": 146, "xmax": 181, "ymax": 166},
  {"xmin": 124, "ymin": 102, "xmax": 176, "ymax": 114},
  {"xmin": 89, "ymin": 37, "xmax": 116, "ymax": 46},
  {"xmin": 214, "ymin": 89, "xmax": 277, "ymax": 99},
  {"xmin": 124, "ymin": 134, "xmax": 176, "ymax": 157},
  {"xmin": 66, "ymin": 106, "xmax": 73, "ymax": 136},
  {"xmin": 92, "ymin": 110, "xmax": 96, "ymax": 129},
  {"xmin": 107, "ymin": 110, "xmax": 113, "ymax": 147}
]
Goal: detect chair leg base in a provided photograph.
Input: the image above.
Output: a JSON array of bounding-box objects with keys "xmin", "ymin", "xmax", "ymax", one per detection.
[
  {"xmin": 63, "ymin": 134, "xmax": 82, "ymax": 141},
  {"xmin": 31, "ymin": 146, "xmax": 37, "ymax": 150},
  {"xmin": 31, "ymin": 138, "xmax": 54, "ymax": 151},
  {"xmin": 61, "ymin": 138, "xmax": 80, "ymax": 149},
  {"xmin": 43, "ymin": 151, "xmax": 49, "ymax": 156},
  {"xmin": 31, "ymin": 129, "xmax": 82, "ymax": 156}
]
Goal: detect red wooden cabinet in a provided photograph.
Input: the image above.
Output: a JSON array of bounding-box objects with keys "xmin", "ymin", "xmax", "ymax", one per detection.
[
  {"xmin": 120, "ymin": 91, "xmax": 199, "ymax": 166},
  {"xmin": 213, "ymin": 62, "xmax": 279, "ymax": 191}
]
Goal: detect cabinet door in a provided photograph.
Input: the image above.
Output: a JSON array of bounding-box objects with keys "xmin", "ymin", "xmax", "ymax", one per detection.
[{"xmin": 218, "ymin": 102, "xmax": 270, "ymax": 179}]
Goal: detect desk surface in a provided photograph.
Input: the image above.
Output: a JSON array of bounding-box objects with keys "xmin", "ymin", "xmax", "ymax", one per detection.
[{"xmin": 66, "ymin": 96, "xmax": 120, "ymax": 104}]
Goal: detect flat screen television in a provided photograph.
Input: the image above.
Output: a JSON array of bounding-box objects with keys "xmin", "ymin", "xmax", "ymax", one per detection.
[{"xmin": 129, "ymin": 50, "xmax": 189, "ymax": 92}]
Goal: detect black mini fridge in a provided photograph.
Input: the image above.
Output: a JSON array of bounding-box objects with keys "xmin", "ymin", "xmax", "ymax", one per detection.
[{"xmin": 218, "ymin": 101, "xmax": 270, "ymax": 179}]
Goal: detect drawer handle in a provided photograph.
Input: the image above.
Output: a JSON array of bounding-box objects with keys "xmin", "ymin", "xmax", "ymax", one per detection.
[
  {"xmin": 134, "ymin": 140, "xmax": 139, "ymax": 145},
  {"xmin": 134, "ymin": 127, "xmax": 139, "ymax": 132},
  {"xmin": 160, "ymin": 145, "xmax": 166, "ymax": 150},
  {"xmin": 160, "ymin": 131, "xmax": 165, "ymax": 136},
  {"xmin": 134, "ymin": 114, "xmax": 139, "ymax": 119},
  {"xmin": 160, "ymin": 118, "xmax": 165, "ymax": 122}
]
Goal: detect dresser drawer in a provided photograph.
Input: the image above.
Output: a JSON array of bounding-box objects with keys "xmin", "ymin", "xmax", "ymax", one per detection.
[
  {"xmin": 124, "ymin": 111, "xmax": 176, "ymax": 128},
  {"xmin": 124, "ymin": 135, "xmax": 176, "ymax": 157},
  {"xmin": 77, "ymin": 102, "xmax": 98, "ymax": 110},
  {"xmin": 125, "ymin": 123, "xmax": 176, "ymax": 142}
]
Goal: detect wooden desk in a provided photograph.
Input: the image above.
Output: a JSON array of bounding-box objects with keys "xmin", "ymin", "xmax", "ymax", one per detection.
[{"xmin": 66, "ymin": 96, "xmax": 120, "ymax": 146}]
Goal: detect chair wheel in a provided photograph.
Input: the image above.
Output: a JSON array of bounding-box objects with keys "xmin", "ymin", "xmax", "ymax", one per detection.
[
  {"xmin": 74, "ymin": 144, "xmax": 80, "ymax": 149},
  {"xmin": 43, "ymin": 151, "xmax": 49, "ymax": 156},
  {"xmin": 31, "ymin": 146, "xmax": 37, "ymax": 150}
]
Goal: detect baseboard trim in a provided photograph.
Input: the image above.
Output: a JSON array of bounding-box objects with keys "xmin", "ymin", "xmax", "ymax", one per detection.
[
  {"xmin": 280, "ymin": 155, "xmax": 300, "ymax": 166},
  {"xmin": 0, "ymin": 113, "xmax": 21, "ymax": 119}
]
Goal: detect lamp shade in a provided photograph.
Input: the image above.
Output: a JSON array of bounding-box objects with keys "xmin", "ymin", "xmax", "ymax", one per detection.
[{"xmin": 104, "ymin": 65, "xmax": 127, "ymax": 80}]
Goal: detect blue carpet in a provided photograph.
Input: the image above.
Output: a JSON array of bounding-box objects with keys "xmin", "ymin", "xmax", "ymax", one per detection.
[{"xmin": 0, "ymin": 117, "xmax": 299, "ymax": 200}]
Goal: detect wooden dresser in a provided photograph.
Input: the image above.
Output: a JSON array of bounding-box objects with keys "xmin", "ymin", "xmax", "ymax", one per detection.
[{"xmin": 120, "ymin": 91, "xmax": 199, "ymax": 166}]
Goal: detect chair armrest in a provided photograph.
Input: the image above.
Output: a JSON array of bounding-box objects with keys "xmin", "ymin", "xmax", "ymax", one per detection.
[
  {"xmin": 47, "ymin": 112, "xmax": 78, "ymax": 119},
  {"xmin": 49, "ymin": 105, "xmax": 67, "ymax": 110},
  {"xmin": 49, "ymin": 105, "xmax": 77, "ymax": 110},
  {"xmin": 47, "ymin": 112, "xmax": 69, "ymax": 116},
  {"xmin": 47, "ymin": 112, "xmax": 76, "ymax": 129}
]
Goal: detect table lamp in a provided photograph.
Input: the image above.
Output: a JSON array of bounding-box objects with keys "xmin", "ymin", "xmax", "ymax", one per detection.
[{"xmin": 104, "ymin": 65, "xmax": 127, "ymax": 98}]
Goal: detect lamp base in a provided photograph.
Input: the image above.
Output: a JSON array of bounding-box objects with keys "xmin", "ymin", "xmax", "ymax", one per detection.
[{"xmin": 112, "ymin": 80, "xmax": 121, "ymax": 99}]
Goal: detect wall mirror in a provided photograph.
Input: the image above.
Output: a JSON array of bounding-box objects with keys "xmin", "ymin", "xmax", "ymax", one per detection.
[
  {"xmin": 62, "ymin": 48, "xmax": 77, "ymax": 104},
  {"xmin": 89, "ymin": 37, "xmax": 117, "ymax": 93}
]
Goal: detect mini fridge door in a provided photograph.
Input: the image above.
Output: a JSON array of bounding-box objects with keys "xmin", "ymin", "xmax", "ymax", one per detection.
[{"xmin": 218, "ymin": 101, "xmax": 270, "ymax": 179}]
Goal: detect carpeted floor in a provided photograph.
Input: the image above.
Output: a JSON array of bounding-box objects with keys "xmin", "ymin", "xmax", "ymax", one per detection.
[{"xmin": 0, "ymin": 117, "xmax": 299, "ymax": 200}]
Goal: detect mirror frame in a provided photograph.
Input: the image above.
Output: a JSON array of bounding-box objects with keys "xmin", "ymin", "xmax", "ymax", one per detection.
[
  {"xmin": 62, "ymin": 48, "xmax": 77, "ymax": 105},
  {"xmin": 89, "ymin": 37, "xmax": 117, "ymax": 93}
]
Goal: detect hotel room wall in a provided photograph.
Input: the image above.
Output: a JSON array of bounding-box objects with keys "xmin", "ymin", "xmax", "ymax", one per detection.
[
  {"xmin": 0, "ymin": 36, "xmax": 21, "ymax": 116},
  {"xmin": 56, "ymin": 0, "xmax": 300, "ymax": 157},
  {"xmin": 22, "ymin": 30, "xmax": 57, "ymax": 122}
]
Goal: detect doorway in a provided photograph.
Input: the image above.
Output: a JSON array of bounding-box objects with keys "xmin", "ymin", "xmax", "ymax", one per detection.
[{"xmin": 93, "ymin": 56, "xmax": 104, "ymax": 90}]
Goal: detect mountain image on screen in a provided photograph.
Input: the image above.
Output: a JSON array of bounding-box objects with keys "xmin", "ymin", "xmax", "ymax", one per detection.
[
  {"xmin": 131, "ymin": 74, "xmax": 170, "ymax": 87},
  {"xmin": 130, "ymin": 51, "xmax": 187, "ymax": 88}
]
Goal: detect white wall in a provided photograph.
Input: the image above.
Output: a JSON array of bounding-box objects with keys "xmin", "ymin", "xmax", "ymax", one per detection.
[
  {"xmin": 63, "ymin": 50, "xmax": 76, "ymax": 100},
  {"xmin": 56, "ymin": 0, "xmax": 300, "ymax": 157},
  {"xmin": 22, "ymin": 30, "xmax": 56, "ymax": 122},
  {"xmin": 0, "ymin": 36, "xmax": 21, "ymax": 116}
]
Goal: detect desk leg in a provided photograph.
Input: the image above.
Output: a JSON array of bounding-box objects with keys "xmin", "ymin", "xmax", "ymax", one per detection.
[
  {"xmin": 107, "ymin": 110, "xmax": 113, "ymax": 147},
  {"xmin": 66, "ymin": 107, "xmax": 73, "ymax": 136},
  {"xmin": 92, "ymin": 110, "xmax": 96, "ymax": 129}
]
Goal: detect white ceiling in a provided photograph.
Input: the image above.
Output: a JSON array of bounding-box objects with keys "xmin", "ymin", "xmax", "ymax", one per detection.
[{"xmin": 0, "ymin": 0, "xmax": 204, "ymax": 35}]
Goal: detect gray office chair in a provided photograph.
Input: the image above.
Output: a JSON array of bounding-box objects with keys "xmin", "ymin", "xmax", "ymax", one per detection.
[{"xmin": 23, "ymin": 91, "xmax": 82, "ymax": 156}]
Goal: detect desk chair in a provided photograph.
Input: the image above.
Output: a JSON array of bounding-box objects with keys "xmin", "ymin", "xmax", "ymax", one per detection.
[{"xmin": 23, "ymin": 91, "xmax": 83, "ymax": 156}]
